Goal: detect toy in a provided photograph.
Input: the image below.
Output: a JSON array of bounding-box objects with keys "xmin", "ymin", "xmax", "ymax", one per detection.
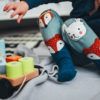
[
  {"xmin": 0, "ymin": 57, "xmax": 39, "ymax": 87},
  {"xmin": 19, "ymin": 57, "xmax": 35, "ymax": 74},
  {"xmin": 6, "ymin": 55, "xmax": 22, "ymax": 62},
  {"xmin": 6, "ymin": 61, "xmax": 23, "ymax": 79},
  {"xmin": 0, "ymin": 58, "xmax": 6, "ymax": 74},
  {"xmin": 0, "ymin": 39, "xmax": 6, "ymax": 74},
  {"xmin": 0, "ymin": 68, "xmax": 38, "ymax": 87}
]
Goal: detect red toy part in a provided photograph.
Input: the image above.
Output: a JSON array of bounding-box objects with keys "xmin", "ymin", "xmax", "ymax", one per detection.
[{"xmin": 6, "ymin": 55, "xmax": 22, "ymax": 62}]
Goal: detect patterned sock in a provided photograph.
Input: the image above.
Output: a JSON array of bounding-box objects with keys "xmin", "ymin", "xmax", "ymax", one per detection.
[
  {"xmin": 39, "ymin": 9, "xmax": 76, "ymax": 82},
  {"xmin": 62, "ymin": 18, "xmax": 100, "ymax": 68},
  {"xmin": 45, "ymin": 34, "xmax": 77, "ymax": 82},
  {"xmin": 83, "ymin": 38, "xmax": 100, "ymax": 67}
]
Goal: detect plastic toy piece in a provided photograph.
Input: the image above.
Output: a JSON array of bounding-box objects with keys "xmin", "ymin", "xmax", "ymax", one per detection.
[
  {"xmin": 0, "ymin": 39, "xmax": 6, "ymax": 74},
  {"xmin": 6, "ymin": 61, "xmax": 23, "ymax": 79},
  {"xmin": 6, "ymin": 55, "xmax": 22, "ymax": 62},
  {"xmin": 0, "ymin": 39, "xmax": 6, "ymax": 58},
  {"xmin": 0, "ymin": 58, "xmax": 6, "ymax": 74},
  {"xmin": 19, "ymin": 57, "xmax": 35, "ymax": 74},
  {"xmin": 0, "ymin": 68, "xmax": 39, "ymax": 87}
]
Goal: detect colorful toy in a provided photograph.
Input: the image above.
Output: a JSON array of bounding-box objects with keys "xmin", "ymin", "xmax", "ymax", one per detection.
[
  {"xmin": 0, "ymin": 58, "xmax": 6, "ymax": 74},
  {"xmin": 6, "ymin": 61, "xmax": 23, "ymax": 79},
  {"xmin": 0, "ymin": 39, "xmax": 6, "ymax": 74},
  {"xmin": 0, "ymin": 57, "xmax": 39, "ymax": 87},
  {"xmin": 0, "ymin": 68, "xmax": 38, "ymax": 87},
  {"xmin": 19, "ymin": 57, "xmax": 35, "ymax": 74},
  {"xmin": 6, "ymin": 55, "xmax": 22, "ymax": 62}
]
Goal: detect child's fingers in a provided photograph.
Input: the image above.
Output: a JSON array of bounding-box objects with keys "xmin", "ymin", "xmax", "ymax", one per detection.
[
  {"xmin": 3, "ymin": 3, "xmax": 13, "ymax": 11},
  {"xmin": 17, "ymin": 15, "xmax": 24, "ymax": 23},
  {"xmin": 3, "ymin": 4, "xmax": 9, "ymax": 11},
  {"xmin": 11, "ymin": 9, "xmax": 20, "ymax": 18},
  {"xmin": 6, "ymin": 5, "xmax": 16, "ymax": 12}
]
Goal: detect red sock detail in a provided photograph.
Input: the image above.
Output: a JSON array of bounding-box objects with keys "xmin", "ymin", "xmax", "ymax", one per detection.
[
  {"xmin": 83, "ymin": 38, "xmax": 100, "ymax": 56},
  {"xmin": 45, "ymin": 34, "xmax": 63, "ymax": 53}
]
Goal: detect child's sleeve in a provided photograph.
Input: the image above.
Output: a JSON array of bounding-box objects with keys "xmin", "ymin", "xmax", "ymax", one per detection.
[{"xmin": 25, "ymin": 0, "xmax": 67, "ymax": 9}]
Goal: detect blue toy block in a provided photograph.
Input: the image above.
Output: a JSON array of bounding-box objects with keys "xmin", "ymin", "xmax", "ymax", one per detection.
[{"xmin": 0, "ymin": 39, "xmax": 6, "ymax": 74}]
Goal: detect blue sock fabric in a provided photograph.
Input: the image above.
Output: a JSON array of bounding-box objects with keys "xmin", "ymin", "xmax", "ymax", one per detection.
[
  {"xmin": 51, "ymin": 45, "xmax": 77, "ymax": 82},
  {"xmin": 39, "ymin": 9, "xmax": 77, "ymax": 82}
]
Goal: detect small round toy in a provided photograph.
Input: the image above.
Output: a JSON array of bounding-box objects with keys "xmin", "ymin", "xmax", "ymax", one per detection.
[{"xmin": 6, "ymin": 55, "xmax": 22, "ymax": 62}]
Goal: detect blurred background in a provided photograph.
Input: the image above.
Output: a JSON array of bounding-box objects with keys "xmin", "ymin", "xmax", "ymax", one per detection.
[{"xmin": 0, "ymin": 0, "xmax": 72, "ymax": 29}]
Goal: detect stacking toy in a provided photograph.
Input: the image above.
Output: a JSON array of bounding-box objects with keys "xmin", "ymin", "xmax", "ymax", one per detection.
[
  {"xmin": 6, "ymin": 62, "xmax": 23, "ymax": 79},
  {"xmin": 0, "ymin": 57, "xmax": 39, "ymax": 87},
  {"xmin": 0, "ymin": 39, "xmax": 6, "ymax": 58},
  {"xmin": 0, "ymin": 58, "xmax": 6, "ymax": 74},
  {"xmin": 19, "ymin": 57, "xmax": 34, "ymax": 74},
  {"xmin": 6, "ymin": 55, "xmax": 22, "ymax": 62},
  {"xmin": 0, "ymin": 39, "xmax": 6, "ymax": 74}
]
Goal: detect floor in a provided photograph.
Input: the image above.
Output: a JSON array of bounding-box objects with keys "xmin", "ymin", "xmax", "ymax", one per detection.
[{"xmin": 0, "ymin": 28, "xmax": 100, "ymax": 100}]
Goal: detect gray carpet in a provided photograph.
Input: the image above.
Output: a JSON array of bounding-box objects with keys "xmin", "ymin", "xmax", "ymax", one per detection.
[
  {"xmin": 6, "ymin": 66, "xmax": 100, "ymax": 100},
  {"xmin": 0, "ymin": 30, "xmax": 100, "ymax": 100}
]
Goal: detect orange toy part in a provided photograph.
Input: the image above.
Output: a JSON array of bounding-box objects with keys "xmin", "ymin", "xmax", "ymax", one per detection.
[{"xmin": 6, "ymin": 55, "xmax": 22, "ymax": 62}]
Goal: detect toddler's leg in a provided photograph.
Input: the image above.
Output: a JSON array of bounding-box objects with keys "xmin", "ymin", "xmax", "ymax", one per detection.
[
  {"xmin": 39, "ymin": 9, "xmax": 77, "ymax": 82},
  {"xmin": 62, "ymin": 18, "xmax": 100, "ymax": 67}
]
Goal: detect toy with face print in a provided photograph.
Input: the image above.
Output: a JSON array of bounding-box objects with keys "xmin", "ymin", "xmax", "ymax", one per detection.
[
  {"xmin": 62, "ymin": 18, "xmax": 100, "ymax": 67},
  {"xmin": 39, "ymin": 9, "xmax": 77, "ymax": 82}
]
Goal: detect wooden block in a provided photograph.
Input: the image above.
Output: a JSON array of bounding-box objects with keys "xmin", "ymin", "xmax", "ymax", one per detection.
[{"xmin": 0, "ymin": 69, "xmax": 39, "ymax": 87}]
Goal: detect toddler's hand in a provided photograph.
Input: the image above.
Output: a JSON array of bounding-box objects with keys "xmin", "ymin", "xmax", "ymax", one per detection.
[{"xmin": 3, "ymin": 1, "xmax": 29, "ymax": 23}]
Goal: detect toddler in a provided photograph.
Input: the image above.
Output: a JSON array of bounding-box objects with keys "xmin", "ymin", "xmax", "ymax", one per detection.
[{"xmin": 3, "ymin": 0, "xmax": 100, "ymax": 82}]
